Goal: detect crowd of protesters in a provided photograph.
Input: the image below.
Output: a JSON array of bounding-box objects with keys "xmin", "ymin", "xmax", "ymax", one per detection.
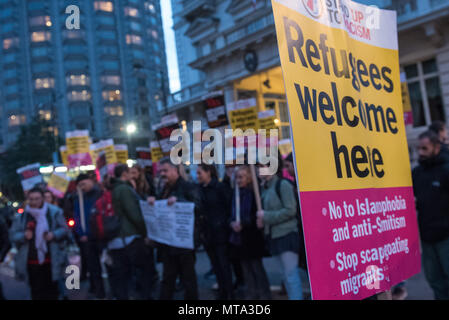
[{"xmin": 0, "ymin": 120, "xmax": 449, "ymax": 300}]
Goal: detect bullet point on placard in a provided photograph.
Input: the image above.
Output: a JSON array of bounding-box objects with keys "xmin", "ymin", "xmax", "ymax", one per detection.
[
  {"xmin": 322, "ymin": 208, "xmax": 327, "ymax": 216},
  {"xmin": 330, "ymin": 260, "xmax": 335, "ymax": 269}
]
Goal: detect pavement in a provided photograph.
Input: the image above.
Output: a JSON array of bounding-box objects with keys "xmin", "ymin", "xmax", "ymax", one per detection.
[{"xmin": 0, "ymin": 249, "xmax": 434, "ymax": 300}]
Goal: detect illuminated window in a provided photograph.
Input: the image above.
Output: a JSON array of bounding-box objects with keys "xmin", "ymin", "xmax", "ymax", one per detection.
[
  {"xmin": 150, "ymin": 30, "xmax": 158, "ymax": 39},
  {"xmin": 29, "ymin": 16, "xmax": 51, "ymax": 27},
  {"xmin": 8, "ymin": 115, "xmax": 26, "ymax": 127},
  {"xmin": 126, "ymin": 34, "xmax": 142, "ymax": 45},
  {"xmin": 104, "ymin": 106, "xmax": 124, "ymax": 116},
  {"xmin": 67, "ymin": 74, "xmax": 90, "ymax": 86},
  {"xmin": 124, "ymin": 7, "xmax": 139, "ymax": 17},
  {"xmin": 38, "ymin": 110, "xmax": 52, "ymax": 121},
  {"xmin": 102, "ymin": 90, "xmax": 121, "ymax": 101},
  {"xmin": 101, "ymin": 75, "xmax": 121, "ymax": 85},
  {"xmin": 63, "ymin": 30, "xmax": 85, "ymax": 39},
  {"xmin": 145, "ymin": 2, "xmax": 156, "ymax": 13},
  {"xmin": 31, "ymin": 31, "xmax": 51, "ymax": 42},
  {"xmin": 35, "ymin": 78, "xmax": 55, "ymax": 89},
  {"xmin": 3, "ymin": 38, "xmax": 19, "ymax": 50},
  {"xmin": 94, "ymin": 1, "xmax": 113, "ymax": 12},
  {"xmin": 68, "ymin": 90, "xmax": 91, "ymax": 101}
]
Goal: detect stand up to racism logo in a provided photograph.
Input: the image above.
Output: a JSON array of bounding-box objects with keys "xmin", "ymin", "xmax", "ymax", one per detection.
[{"xmin": 302, "ymin": 0, "xmax": 324, "ymax": 18}]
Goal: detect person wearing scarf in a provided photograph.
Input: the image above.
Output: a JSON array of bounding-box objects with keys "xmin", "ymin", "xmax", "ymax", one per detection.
[{"xmin": 10, "ymin": 187, "xmax": 69, "ymax": 300}]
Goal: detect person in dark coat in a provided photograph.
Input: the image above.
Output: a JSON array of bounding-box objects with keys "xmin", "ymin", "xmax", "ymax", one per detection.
[
  {"xmin": 147, "ymin": 158, "xmax": 200, "ymax": 300},
  {"xmin": 197, "ymin": 164, "xmax": 233, "ymax": 300},
  {"xmin": 230, "ymin": 166, "xmax": 271, "ymax": 300},
  {"xmin": 413, "ymin": 130, "xmax": 449, "ymax": 300},
  {"xmin": 0, "ymin": 213, "xmax": 11, "ymax": 300}
]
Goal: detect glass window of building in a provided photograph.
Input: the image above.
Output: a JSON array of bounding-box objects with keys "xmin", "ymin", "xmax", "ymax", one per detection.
[
  {"xmin": 5, "ymin": 84, "xmax": 19, "ymax": 95},
  {"xmin": 102, "ymin": 90, "xmax": 121, "ymax": 101},
  {"xmin": 403, "ymin": 58, "xmax": 445, "ymax": 128},
  {"xmin": 29, "ymin": 16, "xmax": 51, "ymax": 27},
  {"xmin": 33, "ymin": 62, "xmax": 52, "ymax": 73},
  {"xmin": 98, "ymin": 30, "xmax": 116, "ymax": 40},
  {"xmin": 68, "ymin": 90, "xmax": 91, "ymax": 101},
  {"xmin": 94, "ymin": 1, "xmax": 114, "ymax": 12},
  {"xmin": 130, "ymin": 21, "xmax": 142, "ymax": 32},
  {"xmin": 31, "ymin": 46, "xmax": 51, "ymax": 57},
  {"xmin": 145, "ymin": 2, "xmax": 156, "ymax": 13},
  {"xmin": 8, "ymin": 114, "xmax": 26, "ymax": 127},
  {"xmin": 102, "ymin": 60, "xmax": 119, "ymax": 70},
  {"xmin": 124, "ymin": 7, "xmax": 139, "ymax": 17},
  {"xmin": 3, "ymin": 38, "xmax": 19, "ymax": 50},
  {"xmin": 27, "ymin": 1, "xmax": 45, "ymax": 10},
  {"xmin": 38, "ymin": 110, "xmax": 52, "ymax": 121},
  {"xmin": 67, "ymin": 74, "xmax": 90, "ymax": 86},
  {"xmin": 1, "ymin": 23, "xmax": 15, "ymax": 33},
  {"xmin": 35, "ymin": 78, "xmax": 55, "ymax": 89},
  {"xmin": 0, "ymin": 7, "xmax": 12, "ymax": 19},
  {"xmin": 126, "ymin": 34, "xmax": 142, "ymax": 45},
  {"xmin": 31, "ymin": 31, "xmax": 51, "ymax": 42},
  {"xmin": 104, "ymin": 106, "xmax": 124, "ymax": 116},
  {"xmin": 63, "ymin": 30, "xmax": 85, "ymax": 39},
  {"xmin": 101, "ymin": 75, "xmax": 121, "ymax": 85},
  {"xmin": 97, "ymin": 16, "xmax": 115, "ymax": 25},
  {"xmin": 3, "ymin": 53, "xmax": 16, "ymax": 63}
]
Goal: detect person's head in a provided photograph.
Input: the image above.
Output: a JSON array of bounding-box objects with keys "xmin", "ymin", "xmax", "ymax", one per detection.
[
  {"xmin": 429, "ymin": 121, "xmax": 448, "ymax": 144},
  {"xmin": 76, "ymin": 174, "xmax": 95, "ymax": 193},
  {"xmin": 129, "ymin": 165, "xmax": 140, "ymax": 182},
  {"xmin": 418, "ymin": 130, "xmax": 441, "ymax": 162},
  {"xmin": 284, "ymin": 153, "xmax": 295, "ymax": 177},
  {"xmin": 159, "ymin": 157, "xmax": 180, "ymax": 186},
  {"xmin": 114, "ymin": 164, "xmax": 131, "ymax": 181},
  {"xmin": 44, "ymin": 190, "xmax": 56, "ymax": 204},
  {"xmin": 197, "ymin": 164, "xmax": 217, "ymax": 185},
  {"xmin": 258, "ymin": 151, "xmax": 283, "ymax": 181},
  {"xmin": 236, "ymin": 166, "xmax": 252, "ymax": 189},
  {"xmin": 27, "ymin": 187, "xmax": 45, "ymax": 209}
]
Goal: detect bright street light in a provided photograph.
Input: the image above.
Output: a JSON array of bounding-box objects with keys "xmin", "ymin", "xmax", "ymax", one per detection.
[{"xmin": 126, "ymin": 123, "xmax": 137, "ymax": 134}]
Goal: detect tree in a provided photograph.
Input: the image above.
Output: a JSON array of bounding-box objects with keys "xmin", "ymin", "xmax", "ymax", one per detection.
[{"xmin": 0, "ymin": 118, "xmax": 62, "ymax": 200}]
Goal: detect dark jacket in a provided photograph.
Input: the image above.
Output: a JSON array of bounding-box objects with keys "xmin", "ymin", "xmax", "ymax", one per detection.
[
  {"xmin": 229, "ymin": 187, "xmax": 266, "ymax": 259},
  {"xmin": 0, "ymin": 215, "xmax": 10, "ymax": 262},
  {"xmin": 111, "ymin": 179, "xmax": 147, "ymax": 238},
  {"xmin": 412, "ymin": 150, "xmax": 449, "ymax": 243},
  {"xmin": 159, "ymin": 177, "xmax": 200, "ymax": 255},
  {"xmin": 198, "ymin": 178, "xmax": 232, "ymax": 246},
  {"xmin": 73, "ymin": 186, "xmax": 102, "ymax": 237}
]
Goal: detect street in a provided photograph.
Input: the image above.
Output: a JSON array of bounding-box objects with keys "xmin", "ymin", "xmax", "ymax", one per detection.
[{"xmin": 0, "ymin": 250, "xmax": 434, "ymax": 300}]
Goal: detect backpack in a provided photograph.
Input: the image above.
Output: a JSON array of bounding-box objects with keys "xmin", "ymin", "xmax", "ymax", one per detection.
[
  {"xmin": 89, "ymin": 191, "xmax": 121, "ymax": 241},
  {"xmin": 275, "ymin": 178, "xmax": 308, "ymax": 271}
]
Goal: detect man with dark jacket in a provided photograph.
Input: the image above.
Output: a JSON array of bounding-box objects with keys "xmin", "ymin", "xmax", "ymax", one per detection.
[
  {"xmin": 110, "ymin": 164, "xmax": 152, "ymax": 299},
  {"xmin": 412, "ymin": 130, "xmax": 449, "ymax": 300},
  {"xmin": 73, "ymin": 174, "xmax": 104, "ymax": 299},
  {"xmin": 147, "ymin": 158, "xmax": 200, "ymax": 300}
]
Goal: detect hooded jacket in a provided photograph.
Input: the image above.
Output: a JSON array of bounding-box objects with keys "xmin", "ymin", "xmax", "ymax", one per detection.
[{"xmin": 412, "ymin": 150, "xmax": 449, "ymax": 243}]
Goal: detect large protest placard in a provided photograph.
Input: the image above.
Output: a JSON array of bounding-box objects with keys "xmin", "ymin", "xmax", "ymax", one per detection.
[
  {"xmin": 66, "ymin": 130, "xmax": 92, "ymax": 168},
  {"xmin": 153, "ymin": 114, "xmax": 180, "ymax": 156},
  {"xmin": 47, "ymin": 172, "xmax": 70, "ymax": 198},
  {"xmin": 272, "ymin": 0, "xmax": 420, "ymax": 299},
  {"xmin": 203, "ymin": 91, "xmax": 229, "ymax": 128},
  {"xmin": 140, "ymin": 200, "xmax": 195, "ymax": 250},
  {"xmin": 59, "ymin": 146, "xmax": 69, "ymax": 167},
  {"xmin": 400, "ymin": 72, "xmax": 413, "ymax": 126},
  {"xmin": 227, "ymin": 98, "xmax": 259, "ymax": 133},
  {"xmin": 16, "ymin": 163, "xmax": 43, "ymax": 192},
  {"xmin": 115, "ymin": 144, "xmax": 128, "ymax": 164},
  {"xmin": 136, "ymin": 147, "xmax": 152, "ymax": 167}
]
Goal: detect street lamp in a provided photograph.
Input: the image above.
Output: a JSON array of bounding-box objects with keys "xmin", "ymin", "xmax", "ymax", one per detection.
[{"xmin": 126, "ymin": 123, "xmax": 137, "ymax": 135}]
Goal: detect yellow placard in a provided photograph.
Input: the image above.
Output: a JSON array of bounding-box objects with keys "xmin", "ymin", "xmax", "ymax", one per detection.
[
  {"xmin": 150, "ymin": 141, "xmax": 163, "ymax": 163},
  {"xmin": 59, "ymin": 146, "xmax": 68, "ymax": 166},
  {"xmin": 66, "ymin": 135, "xmax": 90, "ymax": 156},
  {"xmin": 227, "ymin": 98, "xmax": 259, "ymax": 134},
  {"xmin": 47, "ymin": 173, "xmax": 70, "ymax": 198},
  {"xmin": 273, "ymin": 1, "xmax": 412, "ymax": 192},
  {"xmin": 115, "ymin": 145, "xmax": 128, "ymax": 164}
]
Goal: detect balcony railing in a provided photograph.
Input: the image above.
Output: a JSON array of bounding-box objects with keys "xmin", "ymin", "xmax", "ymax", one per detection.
[{"xmin": 166, "ymin": 82, "xmax": 206, "ymax": 110}]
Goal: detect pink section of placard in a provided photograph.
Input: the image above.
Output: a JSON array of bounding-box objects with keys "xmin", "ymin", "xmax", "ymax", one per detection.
[
  {"xmin": 68, "ymin": 153, "xmax": 92, "ymax": 168},
  {"xmin": 299, "ymin": 186, "xmax": 421, "ymax": 300}
]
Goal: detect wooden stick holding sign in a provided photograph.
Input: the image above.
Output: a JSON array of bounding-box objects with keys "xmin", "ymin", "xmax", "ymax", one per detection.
[{"xmin": 249, "ymin": 164, "xmax": 264, "ymax": 229}]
